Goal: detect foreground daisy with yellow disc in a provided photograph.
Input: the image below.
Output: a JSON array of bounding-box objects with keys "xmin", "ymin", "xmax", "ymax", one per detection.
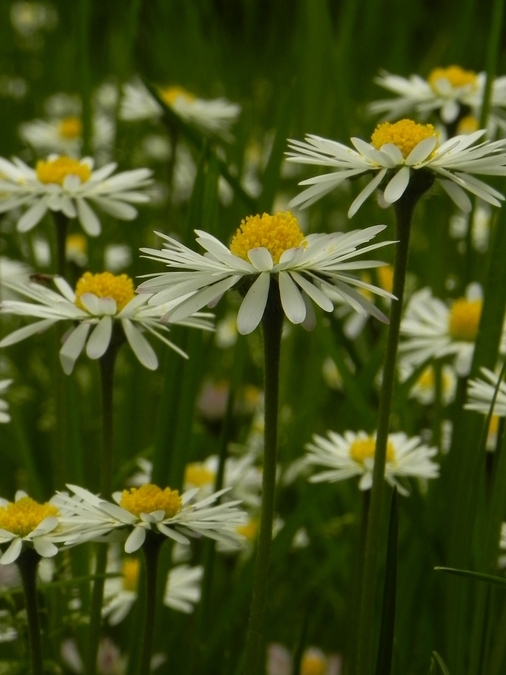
[
  {"xmin": 0, "ymin": 154, "xmax": 152, "ymax": 236},
  {"xmin": 305, "ymin": 430, "xmax": 439, "ymax": 495},
  {"xmin": 0, "ymin": 271, "xmax": 213, "ymax": 373},
  {"xmin": 287, "ymin": 119, "xmax": 506, "ymax": 214},
  {"xmin": 138, "ymin": 212, "xmax": 395, "ymax": 335}
]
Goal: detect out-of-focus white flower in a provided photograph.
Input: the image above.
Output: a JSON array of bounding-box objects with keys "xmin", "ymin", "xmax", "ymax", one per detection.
[
  {"xmin": 0, "ymin": 257, "xmax": 32, "ymax": 301},
  {"xmin": 449, "ymin": 201, "xmax": 492, "ymax": 253},
  {"xmin": 401, "ymin": 364, "xmax": 457, "ymax": 406},
  {"xmin": 10, "ymin": 1, "xmax": 58, "ymax": 36},
  {"xmin": 0, "ymin": 380, "xmax": 13, "ymax": 424},
  {"xmin": 266, "ymin": 643, "xmax": 341, "ymax": 675},
  {"xmin": 104, "ymin": 244, "xmax": 132, "ymax": 272}
]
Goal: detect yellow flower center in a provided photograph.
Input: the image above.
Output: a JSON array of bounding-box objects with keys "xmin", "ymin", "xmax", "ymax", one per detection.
[
  {"xmin": 121, "ymin": 557, "xmax": 140, "ymax": 592},
  {"xmin": 371, "ymin": 120, "xmax": 439, "ymax": 159},
  {"xmin": 350, "ymin": 436, "xmax": 395, "ymax": 465},
  {"xmin": 74, "ymin": 272, "xmax": 135, "ymax": 312},
  {"xmin": 57, "ymin": 116, "xmax": 83, "ymax": 140},
  {"xmin": 230, "ymin": 212, "xmax": 305, "ymax": 264},
  {"xmin": 237, "ymin": 519, "xmax": 258, "ymax": 541},
  {"xmin": 428, "ymin": 66, "xmax": 478, "ymax": 91},
  {"xmin": 377, "ymin": 265, "xmax": 394, "ymax": 293},
  {"xmin": 0, "ymin": 497, "xmax": 58, "ymax": 537},
  {"xmin": 66, "ymin": 233, "xmax": 87, "ymax": 255},
  {"xmin": 301, "ymin": 653, "xmax": 327, "ymax": 675},
  {"xmin": 159, "ymin": 85, "xmax": 196, "ymax": 106},
  {"xmin": 448, "ymin": 298, "xmax": 482, "ymax": 341},
  {"xmin": 184, "ymin": 463, "xmax": 216, "ymax": 488},
  {"xmin": 457, "ymin": 115, "xmax": 480, "ymax": 135},
  {"xmin": 119, "ymin": 484, "xmax": 182, "ymax": 518},
  {"xmin": 36, "ymin": 156, "xmax": 91, "ymax": 186},
  {"xmin": 418, "ymin": 366, "xmax": 435, "ymax": 390}
]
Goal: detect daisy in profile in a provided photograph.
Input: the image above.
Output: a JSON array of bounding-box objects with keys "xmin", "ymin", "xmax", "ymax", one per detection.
[
  {"xmin": 120, "ymin": 78, "xmax": 241, "ymax": 138},
  {"xmin": 0, "ymin": 380, "xmax": 12, "ymax": 424},
  {"xmin": 305, "ymin": 430, "xmax": 439, "ymax": 496},
  {"xmin": 368, "ymin": 66, "xmax": 483, "ymax": 124},
  {"xmin": 54, "ymin": 484, "xmax": 246, "ymax": 553},
  {"xmin": 0, "ymin": 155, "xmax": 152, "ymax": 236},
  {"xmin": 399, "ymin": 284, "xmax": 502, "ymax": 377},
  {"xmin": 137, "ymin": 212, "xmax": 395, "ymax": 335},
  {"xmin": 286, "ymin": 119, "xmax": 506, "ymax": 215},
  {"xmin": 0, "ymin": 271, "xmax": 213, "ymax": 374},
  {"xmin": 0, "ymin": 492, "xmax": 81, "ymax": 565},
  {"xmin": 400, "ymin": 364, "xmax": 457, "ymax": 406},
  {"xmin": 465, "ymin": 367, "xmax": 506, "ymax": 416}
]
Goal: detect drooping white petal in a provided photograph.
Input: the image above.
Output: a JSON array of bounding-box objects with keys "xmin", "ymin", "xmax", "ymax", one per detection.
[
  {"xmin": 122, "ymin": 319, "xmax": 158, "ymax": 370},
  {"xmin": 86, "ymin": 316, "xmax": 113, "ymax": 359},
  {"xmin": 124, "ymin": 526, "xmax": 146, "ymax": 553},
  {"xmin": 59, "ymin": 322, "xmax": 91, "ymax": 374},
  {"xmin": 279, "ymin": 272, "xmax": 306, "ymax": 324},
  {"xmin": 383, "ymin": 166, "xmax": 410, "ymax": 203},
  {"xmin": 0, "ymin": 319, "xmax": 55, "ymax": 347},
  {"xmin": 236, "ymin": 273, "xmax": 270, "ymax": 335},
  {"xmin": 76, "ymin": 198, "xmax": 101, "ymax": 237},
  {"xmin": 18, "ymin": 200, "xmax": 48, "ymax": 232},
  {"xmin": 437, "ymin": 179, "xmax": 472, "ymax": 212},
  {"xmin": 33, "ymin": 537, "xmax": 58, "ymax": 557},
  {"xmin": 0, "ymin": 538, "xmax": 22, "ymax": 565},
  {"xmin": 348, "ymin": 169, "xmax": 387, "ymax": 217}
]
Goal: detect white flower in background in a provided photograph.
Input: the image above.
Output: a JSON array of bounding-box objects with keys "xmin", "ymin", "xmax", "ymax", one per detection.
[
  {"xmin": 267, "ymin": 643, "xmax": 341, "ymax": 675},
  {"xmin": 0, "ymin": 271, "xmax": 213, "ymax": 374},
  {"xmin": 368, "ymin": 66, "xmax": 483, "ymax": 124},
  {"xmin": 0, "ymin": 492, "xmax": 80, "ymax": 564},
  {"xmin": 287, "ymin": 119, "xmax": 506, "ymax": 215},
  {"xmin": 449, "ymin": 201, "xmax": 492, "ymax": 252},
  {"xmin": 465, "ymin": 367, "xmax": 506, "ymax": 416},
  {"xmin": 104, "ymin": 243, "xmax": 132, "ymax": 272},
  {"xmin": 0, "ymin": 380, "xmax": 12, "ymax": 424},
  {"xmin": 0, "ymin": 76, "xmax": 27, "ymax": 100},
  {"xmin": 0, "ymin": 257, "xmax": 32, "ymax": 301},
  {"xmin": 10, "ymin": 1, "xmax": 58, "ymax": 36},
  {"xmin": 399, "ymin": 284, "xmax": 501, "ymax": 377},
  {"xmin": 138, "ymin": 212, "xmax": 395, "ymax": 336},
  {"xmin": 0, "ymin": 155, "xmax": 152, "ymax": 236},
  {"xmin": 401, "ymin": 364, "xmax": 457, "ymax": 406},
  {"xmin": 305, "ymin": 430, "xmax": 439, "ymax": 496},
  {"xmin": 54, "ymin": 483, "xmax": 246, "ymax": 553},
  {"xmin": 164, "ymin": 564, "xmax": 203, "ymax": 613},
  {"xmin": 61, "ymin": 637, "xmax": 128, "ymax": 675},
  {"xmin": 120, "ymin": 79, "xmax": 241, "ymax": 138}
]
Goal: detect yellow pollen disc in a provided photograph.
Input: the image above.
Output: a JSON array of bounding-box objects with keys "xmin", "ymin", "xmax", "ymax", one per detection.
[
  {"xmin": 66, "ymin": 233, "xmax": 88, "ymax": 255},
  {"xmin": 122, "ymin": 558, "xmax": 140, "ymax": 591},
  {"xmin": 159, "ymin": 85, "xmax": 196, "ymax": 106},
  {"xmin": 301, "ymin": 654, "xmax": 327, "ymax": 675},
  {"xmin": 58, "ymin": 116, "xmax": 83, "ymax": 140},
  {"xmin": 230, "ymin": 212, "xmax": 305, "ymax": 264},
  {"xmin": 378, "ymin": 265, "xmax": 394, "ymax": 293},
  {"xmin": 184, "ymin": 463, "xmax": 216, "ymax": 488},
  {"xmin": 448, "ymin": 298, "xmax": 482, "ymax": 341},
  {"xmin": 418, "ymin": 366, "xmax": 435, "ymax": 390},
  {"xmin": 371, "ymin": 119, "xmax": 439, "ymax": 159},
  {"xmin": 237, "ymin": 519, "xmax": 258, "ymax": 541},
  {"xmin": 428, "ymin": 65, "xmax": 478, "ymax": 91},
  {"xmin": 74, "ymin": 271, "xmax": 135, "ymax": 312},
  {"xmin": 350, "ymin": 436, "xmax": 395, "ymax": 465},
  {"xmin": 457, "ymin": 115, "xmax": 480, "ymax": 135},
  {"xmin": 119, "ymin": 484, "xmax": 182, "ymax": 518},
  {"xmin": 0, "ymin": 497, "xmax": 58, "ymax": 537},
  {"xmin": 36, "ymin": 156, "xmax": 91, "ymax": 186}
]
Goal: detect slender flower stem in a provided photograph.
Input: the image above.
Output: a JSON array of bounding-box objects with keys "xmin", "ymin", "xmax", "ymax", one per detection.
[
  {"xmin": 355, "ymin": 175, "xmax": 432, "ymax": 675},
  {"xmin": 17, "ymin": 549, "xmax": 44, "ymax": 675},
  {"xmin": 52, "ymin": 211, "xmax": 69, "ymax": 278},
  {"xmin": 85, "ymin": 341, "xmax": 121, "ymax": 675},
  {"xmin": 139, "ymin": 535, "xmax": 163, "ymax": 675},
  {"xmin": 243, "ymin": 284, "xmax": 284, "ymax": 675}
]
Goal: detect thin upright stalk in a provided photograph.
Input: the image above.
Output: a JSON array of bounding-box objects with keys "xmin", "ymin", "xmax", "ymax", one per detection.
[
  {"xmin": 355, "ymin": 175, "xmax": 432, "ymax": 675},
  {"xmin": 52, "ymin": 212, "xmax": 69, "ymax": 278},
  {"xmin": 85, "ymin": 342, "xmax": 120, "ymax": 675},
  {"xmin": 243, "ymin": 285, "xmax": 284, "ymax": 675},
  {"xmin": 139, "ymin": 535, "xmax": 163, "ymax": 675},
  {"xmin": 17, "ymin": 549, "xmax": 44, "ymax": 675}
]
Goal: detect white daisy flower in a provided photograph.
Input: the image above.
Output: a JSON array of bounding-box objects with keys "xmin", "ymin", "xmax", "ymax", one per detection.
[
  {"xmin": 120, "ymin": 79, "xmax": 241, "ymax": 138},
  {"xmin": 0, "ymin": 271, "xmax": 213, "ymax": 374},
  {"xmin": 465, "ymin": 367, "xmax": 506, "ymax": 416},
  {"xmin": 305, "ymin": 430, "xmax": 439, "ymax": 496},
  {"xmin": 0, "ymin": 257, "xmax": 32, "ymax": 301},
  {"xmin": 399, "ymin": 284, "xmax": 501, "ymax": 377},
  {"xmin": 286, "ymin": 119, "xmax": 506, "ymax": 215},
  {"xmin": 164, "ymin": 563, "xmax": 203, "ymax": 613},
  {"xmin": 137, "ymin": 212, "xmax": 396, "ymax": 336},
  {"xmin": 0, "ymin": 380, "xmax": 12, "ymax": 424},
  {"xmin": 0, "ymin": 155, "xmax": 153, "ymax": 237},
  {"xmin": 400, "ymin": 364, "xmax": 457, "ymax": 406},
  {"xmin": 19, "ymin": 113, "xmax": 114, "ymax": 160},
  {"xmin": 0, "ymin": 492, "xmax": 80, "ymax": 565},
  {"xmin": 368, "ymin": 66, "xmax": 484, "ymax": 124},
  {"xmin": 53, "ymin": 483, "xmax": 247, "ymax": 553}
]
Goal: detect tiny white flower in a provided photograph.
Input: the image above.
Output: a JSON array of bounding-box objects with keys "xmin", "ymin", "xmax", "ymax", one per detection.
[
  {"xmin": 465, "ymin": 367, "xmax": 506, "ymax": 416},
  {"xmin": 287, "ymin": 119, "xmax": 506, "ymax": 215},
  {"xmin": 137, "ymin": 212, "xmax": 396, "ymax": 336},
  {"xmin": 0, "ymin": 154, "xmax": 152, "ymax": 237},
  {"xmin": 0, "ymin": 379, "xmax": 13, "ymax": 424},
  {"xmin": 0, "ymin": 271, "xmax": 213, "ymax": 374},
  {"xmin": 305, "ymin": 430, "xmax": 439, "ymax": 496}
]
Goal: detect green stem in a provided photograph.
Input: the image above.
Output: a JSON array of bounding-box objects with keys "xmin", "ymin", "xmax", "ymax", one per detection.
[
  {"xmin": 355, "ymin": 174, "xmax": 432, "ymax": 675},
  {"xmin": 17, "ymin": 549, "xmax": 44, "ymax": 675},
  {"xmin": 479, "ymin": 0, "xmax": 504, "ymax": 130},
  {"xmin": 139, "ymin": 535, "xmax": 163, "ymax": 675},
  {"xmin": 52, "ymin": 212, "xmax": 69, "ymax": 278},
  {"xmin": 243, "ymin": 285, "xmax": 284, "ymax": 675}
]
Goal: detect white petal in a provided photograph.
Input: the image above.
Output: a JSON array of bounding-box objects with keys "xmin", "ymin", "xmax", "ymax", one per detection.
[
  {"xmin": 33, "ymin": 537, "xmax": 58, "ymax": 557},
  {"xmin": 237, "ymin": 273, "xmax": 270, "ymax": 335},
  {"xmin": 438, "ymin": 179, "xmax": 472, "ymax": 212},
  {"xmin": 86, "ymin": 316, "xmax": 113, "ymax": 359},
  {"xmin": 125, "ymin": 526, "xmax": 146, "ymax": 553},
  {"xmin": 247, "ymin": 248, "xmax": 274, "ymax": 271},
  {"xmin": 291, "ymin": 272, "xmax": 334, "ymax": 311},
  {"xmin": 348, "ymin": 169, "xmax": 387, "ymax": 217},
  {"xmin": 79, "ymin": 293, "xmax": 101, "ymax": 315},
  {"xmin": 59, "ymin": 323, "xmax": 91, "ymax": 374},
  {"xmin": 76, "ymin": 199, "xmax": 101, "ymax": 237},
  {"xmin": 0, "ymin": 538, "xmax": 22, "ymax": 564},
  {"xmin": 441, "ymin": 100, "xmax": 459, "ymax": 124},
  {"xmin": 279, "ymin": 272, "xmax": 306, "ymax": 324},
  {"xmin": 383, "ymin": 166, "xmax": 410, "ymax": 203},
  {"xmin": 122, "ymin": 319, "xmax": 158, "ymax": 370},
  {"xmin": 0, "ymin": 319, "xmax": 55, "ymax": 347},
  {"xmin": 18, "ymin": 201, "xmax": 48, "ymax": 232},
  {"xmin": 406, "ymin": 137, "xmax": 438, "ymax": 164}
]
